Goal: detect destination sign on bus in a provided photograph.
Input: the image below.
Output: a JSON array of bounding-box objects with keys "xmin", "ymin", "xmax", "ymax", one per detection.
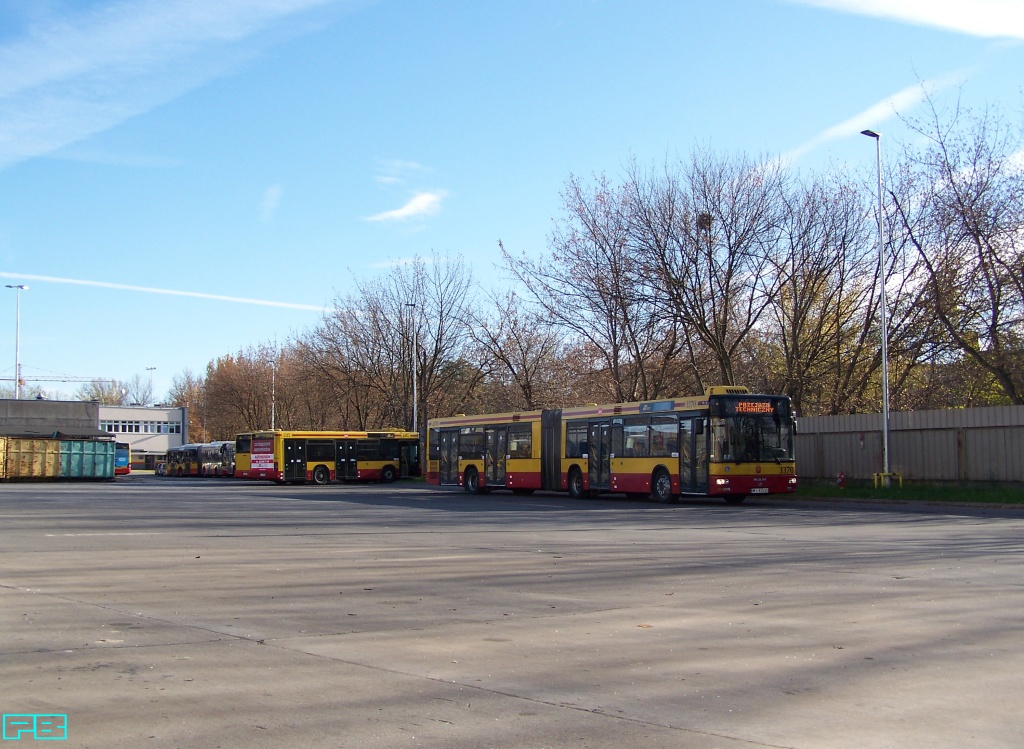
[{"xmin": 734, "ymin": 400, "xmax": 775, "ymax": 414}]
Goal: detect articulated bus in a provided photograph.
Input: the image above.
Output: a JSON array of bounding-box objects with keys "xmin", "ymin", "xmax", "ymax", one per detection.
[
  {"xmin": 165, "ymin": 443, "xmax": 235, "ymax": 477},
  {"xmin": 426, "ymin": 386, "xmax": 796, "ymax": 504},
  {"xmin": 114, "ymin": 442, "xmax": 131, "ymax": 476},
  {"xmin": 234, "ymin": 430, "xmax": 420, "ymax": 485}
]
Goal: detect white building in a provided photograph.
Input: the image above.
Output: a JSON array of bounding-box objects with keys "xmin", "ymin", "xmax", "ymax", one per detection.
[{"xmin": 98, "ymin": 405, "xmax": 189, "ymax": 469}]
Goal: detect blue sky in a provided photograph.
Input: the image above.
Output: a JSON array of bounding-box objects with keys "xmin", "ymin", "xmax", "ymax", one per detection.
[{"xmin": 1, "ymin": 0, "xmax": 1022, "ymax": 400}]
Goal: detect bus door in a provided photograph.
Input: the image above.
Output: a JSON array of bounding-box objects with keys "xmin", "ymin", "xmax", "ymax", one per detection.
[
  {"xmin": 400, "ymin": 441, "xmax": 419, "ymax": 478},
  {"xmin": 678, "ymin": 416, "xmax": 709, "ymax": 493},
  {"xmin": 283, "ymin": 439, "xmax": 307, "ymax": 482},
  {"xmin": 438, "ymin": 430, "xmax": 459, "ymax": 486},
  {"xmin": 337, "ymin": 440, "xmax": 358, "ymax": 480},
  {"xmin": 484, "ymin": 426, "xmax": 507, "ymax": 487},
  {"xmin": 588, "ymin": 420, "xmax": 611, "ymax": 493}
]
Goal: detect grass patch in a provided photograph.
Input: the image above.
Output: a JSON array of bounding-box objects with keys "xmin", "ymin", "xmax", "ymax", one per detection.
[{"xmin": 797, "ymin": 481, "xmax": 1024, "ymax": 504}]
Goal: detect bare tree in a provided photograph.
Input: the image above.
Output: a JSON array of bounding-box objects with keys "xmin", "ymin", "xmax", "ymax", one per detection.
[
  {"xmin": 504, "ymin": 172, "xmax": 681, "ymax": 403},
  {"xmin": 305, "ymin": 254, "xmax": 480, "ymax": 428},
  {"xmin": 76, "ymin": 379, "xmax": 127, "ymax": 404},
  {"xmin": 205, "ymin": 348, "xmax": 273, "ymax": 432},
  {"xmin": 167, "ymin": 369, "xmax": 207, "ymax": 442},
  {"xmin": 122, "ymin": 373, "xmax": 154, "ymax": 407},
  {"xmin": 629, "ymin": 150, "xmax": 789, "ymax": 389},
  {"xmin": 758, "ymin": 174, "xmax": 881, "ymax": 414},
  {"xmin": 466, "ymin": 289, "xmax": 565, "ymax": 410},
  {"xmin": 893, "ymin": 95, "xmax": 1024, "ymax": 403}
]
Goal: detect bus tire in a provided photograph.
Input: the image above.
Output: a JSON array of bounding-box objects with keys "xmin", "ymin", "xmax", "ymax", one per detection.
[
  {"xmin": 381, "ymin": 465, "xmax": 396, "ymax": 483},
  {"xmin": 651, "ymin": 468, "xmax": 674, "ymax": 503},
  {"xmin": 312, "ymin": 465, "xmax": 330, "ymax": 485},
  {"xmin": 725, "ymin": 495, "xmax": 747, "ymax": 505},
  {"xmin": 464, "ymin": 468, "xmax": 481, "ymax": 494},
  {"xmin": 567, "ymin": 467, "xmax": 586, "ymax": 499}
]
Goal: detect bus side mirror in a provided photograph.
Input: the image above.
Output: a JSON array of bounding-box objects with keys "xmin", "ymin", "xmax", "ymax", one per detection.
[{"xmin": 793, "ymin": 419, "xmax": 799, "ymax": 435}]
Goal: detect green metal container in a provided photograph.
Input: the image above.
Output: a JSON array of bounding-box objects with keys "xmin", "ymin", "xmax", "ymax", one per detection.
[{"xmin": 59, "ymin": 440, "xmax": 115, "ymax": 480}]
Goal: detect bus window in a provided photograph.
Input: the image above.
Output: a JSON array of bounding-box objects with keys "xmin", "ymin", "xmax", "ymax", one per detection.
[
  {"xmin": 565, "ymin": 421, "xmax": 587, "ymax": 458},
  {"xmin": 508, "ymin": 423, "xmax": 532, "ymax": 458},
  {"xmin": 307, "ymin": 439, "xmax": 336, "ymax": 462},
  {"xmin": 651, "ymin": 416, "xmax": 677, "ymax": 457},
  {"xmin": 621, "ymin": 416, "xmax": 649, "ymax": 458},
  {"xmin": 459, "ymin": 427, "xmax": 484, "ymax": 460},
  {"xmin": 428, "ymin": 429, "xmax": 440, "ymax": 461},
  {"xmin": 357, "ymin": 439, "xmax": 382, "ymax": 461}
]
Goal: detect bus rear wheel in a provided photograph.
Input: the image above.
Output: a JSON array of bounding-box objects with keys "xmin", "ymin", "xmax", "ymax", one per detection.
[
  {"xmin": 650, "ymin": 469, "xmax": 674, "ymax": 503},
  {"xmin": 312, "ymin": 465, "xmax": 330, "ymax": 485},
  {"xmin": 464, "ymin": 468, "xmax": 482, "ymax": 494}
]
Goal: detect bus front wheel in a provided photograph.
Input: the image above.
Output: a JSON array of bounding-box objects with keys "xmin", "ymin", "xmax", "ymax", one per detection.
[
  {"xmin": 381, "ymin": 465, "xmax": 396, "ymax": 483},
  {"xmin": 724, "ymin": 495, "xmax": 747, "ymax": 505},
  {"xmin": 312, "ymin": 465, "xmax": 330, "ymax": 485},
  {"xmin": 651, "ymin": 468, "xmax": 674, "ymax": 503},
  {"xmin": 567, "ymin": 467, "xmax": 586, "ymax": 499}
]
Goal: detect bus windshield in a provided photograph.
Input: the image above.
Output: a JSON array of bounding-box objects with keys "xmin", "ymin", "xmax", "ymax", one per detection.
[{"xmin": 709, "ymin": 396, "xmax": 794, "ymax": 463}]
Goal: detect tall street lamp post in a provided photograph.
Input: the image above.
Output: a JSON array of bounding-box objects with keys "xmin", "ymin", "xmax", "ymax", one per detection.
[
  {"xmin": 861, "ymin": 129, "xmax": 890, "ymax": 486},
  {"xmin": 5, "ymin": 284, "xmax": 28, "ymax": 400},
  {"xmin": 405, "ymin": 303, "xmax": 418, "ymax": 434},
  {"xmin": 146, "ymin": 366, "xmax": 156, "ymax": 405}
]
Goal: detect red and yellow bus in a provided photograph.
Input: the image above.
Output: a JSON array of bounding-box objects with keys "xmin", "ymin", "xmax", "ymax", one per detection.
[
  {"xmin": 234, "ymin": 430, "xmax": 420, "ymax": 485},
  {"xmin": 426, "ymin": 386, "xmax": 796, "ymax": 503}
]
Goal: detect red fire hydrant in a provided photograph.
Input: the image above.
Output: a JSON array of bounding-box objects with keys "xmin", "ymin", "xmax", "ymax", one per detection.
[{"xmin": 837, "ymin": 471, "xmax": 846, "ymax": 489}]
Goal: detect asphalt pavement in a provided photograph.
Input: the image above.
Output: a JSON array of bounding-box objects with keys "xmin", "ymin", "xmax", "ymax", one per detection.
[{"xmin": 2, "ymin": 477, "xmax": 1022, "ymax": 748}]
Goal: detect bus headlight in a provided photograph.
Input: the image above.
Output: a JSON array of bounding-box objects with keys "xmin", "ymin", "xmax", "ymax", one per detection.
[
  {"xmin": 788, "ymin": 477, "xmax": 797, "ymax": 484},
  {"xmin": 716, "ymin": 478, "xmax": 729, "ymax": 486}
]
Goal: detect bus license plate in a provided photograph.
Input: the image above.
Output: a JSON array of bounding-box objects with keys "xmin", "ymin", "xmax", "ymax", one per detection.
[{"xmin": 751, "ymin": 488, "xmax": 769, "ymax": 494}]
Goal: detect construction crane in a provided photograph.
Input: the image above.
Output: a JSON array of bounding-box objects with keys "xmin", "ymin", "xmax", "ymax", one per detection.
[{"xmin": 0, "ymin": 376, "xmax": 117, "ymax": 384}]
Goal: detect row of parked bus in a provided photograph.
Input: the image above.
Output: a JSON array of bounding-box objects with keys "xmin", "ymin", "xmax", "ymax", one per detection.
[
  {"xmin": 159, "ymin": 387, "xmax": 798, "ymax": 503},
  {"xmin": 161, "ymin": 430, "xmax": 421, "ymax": 485},
  {"xmin": 162, "ymin": 440, "xmax": 237, "ymax": 477}
]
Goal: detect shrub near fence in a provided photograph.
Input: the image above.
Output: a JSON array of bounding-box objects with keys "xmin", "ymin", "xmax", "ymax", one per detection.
[{"xmin": 795, "ymin": 405, "xmax": 1024, "ymax": 484}]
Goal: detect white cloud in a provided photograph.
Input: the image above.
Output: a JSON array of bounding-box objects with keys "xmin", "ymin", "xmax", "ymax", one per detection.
[
  {"xmin": 0, "ymin": 0, "xmax": 351, "ymax": 169},
  {"xmin": 789, "ymin": 0, "xmax": 1024, "ymax": 39},
  {"xmin": 0, "ymin": 271, "xmax": 328, "ymax": 311},
  {"xmin": 371, "ymin": 158, "xmax": 431, "ymax": 186},
  {"xmin": 260, "ymin": 183, "xmax": 284, "ymax": 222},
  {"xmin": 365, "ymin": 191, "xmax": 447, "ymax": 222},
  {"xmin": 780, "ymin": 73, "xmax": 963, "ymax": 163}
]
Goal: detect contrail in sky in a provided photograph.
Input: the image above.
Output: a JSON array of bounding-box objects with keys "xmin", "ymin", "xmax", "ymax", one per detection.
[{"xmin": 0, "ymin": 272, "xmax": 329, "ymax": 312}]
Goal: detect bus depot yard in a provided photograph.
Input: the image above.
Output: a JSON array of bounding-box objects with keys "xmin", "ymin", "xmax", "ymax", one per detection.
[{"xmin": 2, "ymin": 479, "xmax": 1023, "ymax": 749}]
